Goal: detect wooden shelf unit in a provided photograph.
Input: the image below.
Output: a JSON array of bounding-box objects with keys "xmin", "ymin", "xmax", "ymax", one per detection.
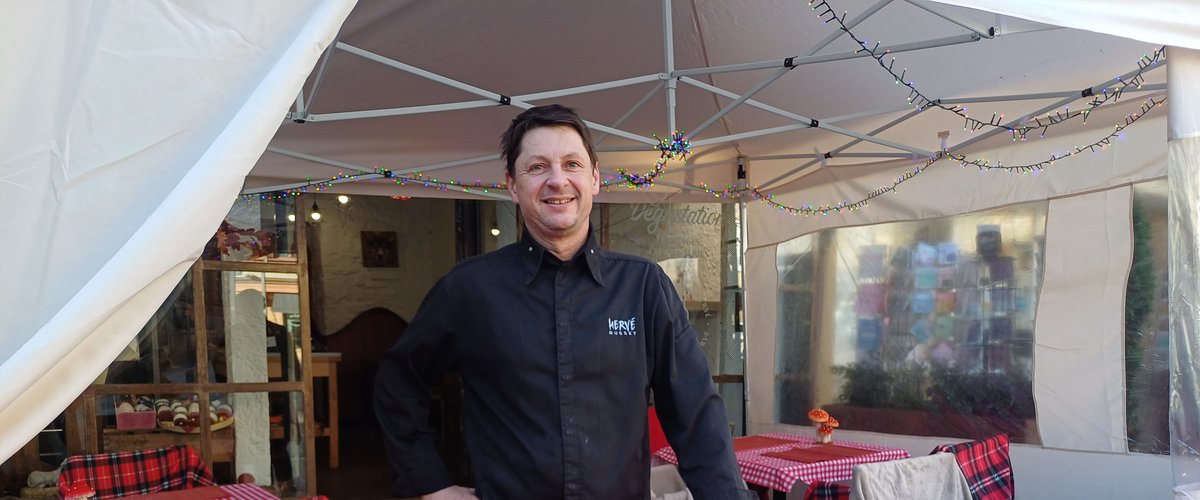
[{"xmin": 65, "ymin": 200, "xmax": 321, "ymax": 496}]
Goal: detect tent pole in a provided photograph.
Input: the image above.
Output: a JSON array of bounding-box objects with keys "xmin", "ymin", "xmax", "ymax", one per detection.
[
  {"xmin": 309, "ymin": 74, "xmax": 663, "ymax": 122},
  {"xmin": 337, "ymin": 42, "xmax": 657, "ymax": 145},
  {"xmin": 690, "ymin": 67, "xmax": 793, "ymax": 139},
  {"xmin": 679, "ymin": 76, "xmax": 932, "ymax": 155},
  {"xmin": 262, "ymin": 148, "xmax": 501, "ymax": 179},
  {"xmin": 309, "ymin": 99, "xmax": 498, "ymax": 122},
  {"xmin": 759, "ymin": 107, "xmax": 925, "ymax": 189},
  {"xmin": 736, "ymin": 157, "xmax": 749, "ymax": 434},
  {"xmin": 594, "ymin": 81, "xmax": 665, "ymax": 147},
  {"xmin": 673, "ymin": 32, "xmax": 982, "ymax": 78},
  {"xmin": 803, "ymin": 0, "xmax": 894, "ymax": 57},
  {"xmin": 265, "ymin": 147, "xmax": 378, "ymax": 174},
  {"xmin": 663, "ymin": 0, "xmax": 676, "ymax": 134},
  {"xmin": 296, "ymin": 36, "xmax": 340, "ymax": 119}
]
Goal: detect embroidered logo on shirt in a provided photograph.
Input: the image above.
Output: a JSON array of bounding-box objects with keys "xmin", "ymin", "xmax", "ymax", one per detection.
[{"xmin": 608, "ymin": 317, "xmax": 638, "ymax": 336}]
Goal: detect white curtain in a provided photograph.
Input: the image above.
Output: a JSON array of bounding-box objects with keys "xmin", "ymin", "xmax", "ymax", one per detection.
[
  {"xmin": 1034, "ymin": 188, "xmax": 1132, "ymax": 453},
  {"xmin": 0, "ymin": 1, "xmax": 356, "ymax": 462},
  {"xmin": 931, "ymin": 0, "xmax": 1200, "ymax": 51}
]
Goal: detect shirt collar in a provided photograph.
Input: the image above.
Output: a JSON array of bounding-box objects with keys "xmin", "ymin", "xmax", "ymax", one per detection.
[{"xmin": 520, "ymin": 228, "xmax": 606, "ymax": 287}]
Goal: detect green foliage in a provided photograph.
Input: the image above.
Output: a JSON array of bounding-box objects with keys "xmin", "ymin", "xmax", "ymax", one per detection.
[
  {"xmin": 832, "ymin": 363, "xmax": 931, "ymax": 410},
  {"xmin": 890, "ymin": 365, "xmax": 933, "ymax": 411},
  {"xmin": 1125, "ymin": 199, "xmax": 1157, "ymax": 438},
  {"xmin": 833, "ymin": 363, "xmax": 892, "ymax": 408},
  {"xmin": 833, "ymin": 362, "xmax": 1035, "ymax": 418},
  {"xmin": 927, "ymin": 365, "xmax": 1035, "ymax": 418}
]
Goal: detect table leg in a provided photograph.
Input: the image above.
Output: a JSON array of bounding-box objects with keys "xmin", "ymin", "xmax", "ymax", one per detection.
[
  {"xmin": 327, "ymin": 363, "xmax": 339, "ymax": 469},
  {"xmin": 773, "ymin": 489, "xmax": 788, "ymax": 500}
]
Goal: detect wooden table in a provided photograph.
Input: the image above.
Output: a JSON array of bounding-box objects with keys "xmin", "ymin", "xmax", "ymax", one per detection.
[
  {"xmin": 655, "ymin": 432, "xmax": 909, "ymax": 499},
  {"xmin": 103, "ymin": 426, "xmax": 235, "ymax": 464},
  {"xmin": 269, "ymin": 351, "xmax": 342, "ymax": 468}
]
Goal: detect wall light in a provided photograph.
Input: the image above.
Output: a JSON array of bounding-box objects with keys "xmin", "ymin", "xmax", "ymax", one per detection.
[
  {"xmin": 490, "ymin": 228, "xmax": 500, "ymax": 236},
  {"xmin": 310, "ymin": 202, "xmax": 322, "ymax": 222}
]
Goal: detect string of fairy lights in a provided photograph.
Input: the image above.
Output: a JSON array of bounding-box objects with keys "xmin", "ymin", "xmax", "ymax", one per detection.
[
  {"xmin": 807, "ymin": 0, "xmax": 1166, "ymax": 142},
  {"xmin": 603, "ymin": 131, "xmax": 692, "ymax": 189},
  {"xmin": 247, "ymin": 3, "xmax": 1168, "ymax": 217},
  {"xmin": 243, "ymin": 170, "xmax": 503, "ymax": 203},
  {"xmin": 744, "ymin": 94, "xmax": 1165, "ymax": 217}
]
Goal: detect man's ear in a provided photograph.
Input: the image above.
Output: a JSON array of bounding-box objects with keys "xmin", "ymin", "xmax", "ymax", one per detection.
[
  {"xmin": 505, "ymin": 170, "xmax": 520, "ymax": 204},
  {"xmin": 590, "ymin": 164, "xmax": 600, "ymax": 195}
]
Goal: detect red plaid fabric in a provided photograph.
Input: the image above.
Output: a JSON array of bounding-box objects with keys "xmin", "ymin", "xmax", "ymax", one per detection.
[
  {"xmin": 655, "ymin": 432, "xmax": 909, "ymax": 493},
  {"xmin": 801, "ymin": 480, "xmax": 850, "ymax": 500},
  {"xmin": 57, "ymin": 445, "xmax": 216, "ymax": 499},
  {"xmin": 930, "ymin": 434, "xmax": 1014, "ymax": 500}
]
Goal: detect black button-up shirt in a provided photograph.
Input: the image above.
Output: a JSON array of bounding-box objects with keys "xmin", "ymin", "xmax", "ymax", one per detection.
[{"xmin": 375, "ymin": 230, "xmax": 749, "ymax": 499}]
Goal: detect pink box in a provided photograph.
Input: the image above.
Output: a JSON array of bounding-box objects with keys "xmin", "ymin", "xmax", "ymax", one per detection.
[{"xmin": 116, "ymin": 411, "xmax": 157, "ymax": 430}]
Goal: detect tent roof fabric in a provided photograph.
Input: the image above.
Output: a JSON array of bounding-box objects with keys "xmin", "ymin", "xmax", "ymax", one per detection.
[{"xmin": 252, "ymin": 0, "xmax": 1169, "ymax": 206}]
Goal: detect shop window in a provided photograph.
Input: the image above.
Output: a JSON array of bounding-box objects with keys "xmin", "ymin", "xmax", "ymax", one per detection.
[
  {"xmin": 606, "ymin": 203, "xmax": 745, "ymax": 435},
  {"xmin": 202, "ymin": 271, "xmax": 304, "ymax": 384},
  {"xmin": 201, "ymin": 199, "xmax": 297, "ymax": 262},
  {"xmin": 75, "ymin": 197, "xmax": 318, "ymax": 494},
  {"xmin": 776, "ymin": 202, "xmax": 1045, "ymax": 444}
]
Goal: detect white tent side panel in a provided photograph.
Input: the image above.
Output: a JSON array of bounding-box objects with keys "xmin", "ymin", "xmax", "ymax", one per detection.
[
  {"xmin": 1034, "ymin": 188, "xmax": 1131, "ymax": 453},
  {"xmin": 744, "ymin": 245, "xmax": 780, "ymax": 430},
  {"xmin": 743, "ymin": 118, "xmax": 1170, "ymax": 495},
  {"xmin": 0, "ymin": 0, "xmax": 357, "ymax": 463},
  {"xmin": 1168, "ymin": 47, "xmax": 1200, "ymax": 492}
]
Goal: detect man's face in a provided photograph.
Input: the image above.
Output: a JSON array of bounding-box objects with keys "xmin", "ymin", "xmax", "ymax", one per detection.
[{"xmin": 506, "ymin": 125, "xmax": 600, "ymax": 249}]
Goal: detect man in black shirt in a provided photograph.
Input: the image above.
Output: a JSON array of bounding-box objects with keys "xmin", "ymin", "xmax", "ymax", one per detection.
[{"xmin": 375, "ymin": 104, "xmax": 751, "ymax": 499}]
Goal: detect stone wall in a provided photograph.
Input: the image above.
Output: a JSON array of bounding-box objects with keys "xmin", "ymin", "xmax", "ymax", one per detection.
[{"xmin": 309, "ymin": 194, "xmax": 457, "ymax": 335}]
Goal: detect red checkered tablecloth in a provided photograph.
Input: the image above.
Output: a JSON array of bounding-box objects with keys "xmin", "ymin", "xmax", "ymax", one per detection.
[
  {"xmin": 131, "ymin": 483, "xmax": 289, "ymax": 499},
  {"xmin": 654, "ymin": 432, "xmax": 909, "ymax": 493}
]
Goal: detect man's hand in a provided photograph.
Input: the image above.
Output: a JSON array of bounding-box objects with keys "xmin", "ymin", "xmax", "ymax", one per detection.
[{"xmin": 421, "ymin": 486, "xmax": 478, "ymax": 499}]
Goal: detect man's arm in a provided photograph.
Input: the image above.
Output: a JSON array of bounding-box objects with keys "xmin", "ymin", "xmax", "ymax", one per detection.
[
  {"xmin": 374, "ymin": 277, "xmax": 461, "ymax": 497},
  {"xmin": 647, "ymin": 271, "xmax": 756, "ymax": 500}
]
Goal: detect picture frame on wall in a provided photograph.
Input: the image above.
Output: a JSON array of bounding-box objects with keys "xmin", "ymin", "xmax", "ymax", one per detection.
[{"xmin": 361, "ymin": 231, "xmax": 399, "ymax": 268}]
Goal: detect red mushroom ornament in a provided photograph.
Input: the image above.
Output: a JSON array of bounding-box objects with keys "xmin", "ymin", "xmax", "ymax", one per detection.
[{"xmin": 61, "ymin": 480, "xmax": 96, "ymax": 500}]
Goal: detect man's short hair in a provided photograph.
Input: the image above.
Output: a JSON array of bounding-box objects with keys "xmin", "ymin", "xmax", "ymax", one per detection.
[{"xmin": 500, "ymin": 104, "xmax": 598, "ymax": 177}]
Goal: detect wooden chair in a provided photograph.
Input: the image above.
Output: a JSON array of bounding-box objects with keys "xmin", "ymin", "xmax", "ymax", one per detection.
[
  {"xmin": 321, "ymin": 307, "xmax": 408, "ymax": 423},
  {"xmin": 848, "ymin": 452, "xmax": 971, "ymax": 500}
]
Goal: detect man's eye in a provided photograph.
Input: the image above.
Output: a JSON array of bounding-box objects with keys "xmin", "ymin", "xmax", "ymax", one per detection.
[
  {"xmin": 527, "ymin": 164, "xmax": 547, "ymax": 173},
  {"xmin": 566, "ymin": 161, "xmax": 584, "ymax": 171}
]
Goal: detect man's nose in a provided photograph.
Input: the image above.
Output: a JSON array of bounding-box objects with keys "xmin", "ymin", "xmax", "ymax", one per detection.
[{"xmin": 546, "ymin": 164, "xmax": 570, "ymax": 186}]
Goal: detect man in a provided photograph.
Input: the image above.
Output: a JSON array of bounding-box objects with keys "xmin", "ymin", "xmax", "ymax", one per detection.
[{"xmin": 375, "ymin": 104, "xmax": 751, "ymax": 499}]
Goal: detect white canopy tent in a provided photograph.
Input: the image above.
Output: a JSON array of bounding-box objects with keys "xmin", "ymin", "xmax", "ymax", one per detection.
[{"xmin": 3, "ymin": 1, "xmax": 1199, "ymax": 497}]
